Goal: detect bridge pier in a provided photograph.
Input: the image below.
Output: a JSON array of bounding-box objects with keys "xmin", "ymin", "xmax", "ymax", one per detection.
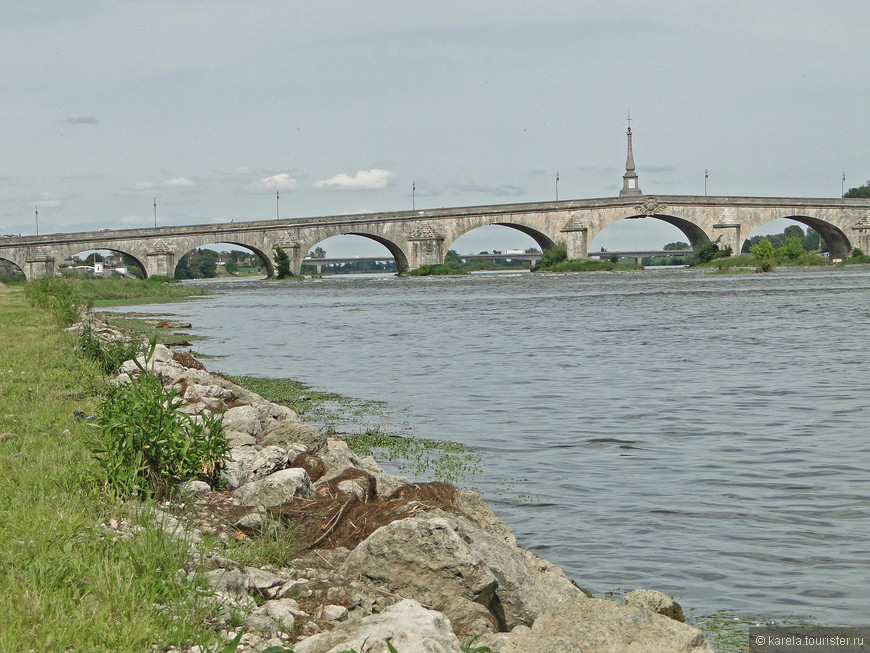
[
  {"xmin": 407, "ymin": 225, "xmax": 445, "ymax": 270},
  {"xmin": 712, "ymin": 218, "xmax": 741, "ymax": 255},
  {"xmin": 146, "ymin": 240, "xmax": 176, "ymax": 278},
  {"xmin": 25, "ymin": 249, "xmax": 55, "ymax": 279},
  {"xmin": 560, "ymin": 215, "xmax": 589, "ymax": 259}
]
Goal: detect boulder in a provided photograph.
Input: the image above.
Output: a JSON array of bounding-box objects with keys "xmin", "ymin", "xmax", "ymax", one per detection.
[
  {"xmin": 221, "ymin": 405, "xmax": 263, "ymax": 437},
  {"xmin": 260, "ymin": 419, "xmax": 326, "ymax": 452},
  {"xmin": 248, "ymin": 445, "xmax": 291, "ymax": 480},
  {"xmin": 292, "ymin": 599, "xmax": 462, "ymax": 653},
  {"xmin": 233, "ymin": 468, "xmax": 315, "ymax": 507},
  {"xmin": 341, "ymin": 516, "xmax": 499, "ymax": 630},
  {"xmin": 475, "ymin": 597, "xmax": 713, "ymax": 653},
  {"xmin": 621, "ymin": 589, "xmax": 685, "ymax": 622},
  {"xmin": 319, "ymin": 438, "xmax": 364, "ymax": 480},
  {"xmin": 206, "ymin": 566, "xmax": 287, "ymax": 598},
  {"xmin": 341, "ymin": 513, "xmax": 586, "ymax": 632}
]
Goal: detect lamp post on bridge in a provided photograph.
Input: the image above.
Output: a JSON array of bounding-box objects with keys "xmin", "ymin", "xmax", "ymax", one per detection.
[
  {"xmin": 842, "ymin": 172, "xmax": 846, "ymax": 198},
  {"xmin": 556, "ymin": 171, "xmax": 559, "ymax": 201},
  {"xmin": 153, "ymin": 198, "xmax": 157, "ymax": 228},
  {"xmin": 705, "ymin": 169, "xmax": 708, "ymax": 196},
  {"xmin": 35, "ymin": 205, "xmax": 38, "ymax": 235}
]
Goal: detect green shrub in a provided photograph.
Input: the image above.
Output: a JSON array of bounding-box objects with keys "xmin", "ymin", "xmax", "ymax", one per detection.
[
  {"xmin": 24, "ymin": 276, "xmax": 89, "ymax": 327},
  {"xmin": 539, "ymin": 241, "xmax": 568, "ymax": 268},
  {"xmin": 407, "ymin": 264, "xmax": 468, "ymax": 276},
  {"xmin": 693, "ymin": 241, "xmax": 732, "ymax": 265},
  {"xmin": 92, "ymin": 341, "xmax": 229, "ymax": 499},
  {"xmin": 79, "ymin": 321, "xmax": 144, "ymax": 374}
]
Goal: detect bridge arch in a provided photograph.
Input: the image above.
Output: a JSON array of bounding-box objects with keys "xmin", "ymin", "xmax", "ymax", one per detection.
[
  {"xmin": 737, "ymin": 214, "xmax": 851, "ymax": 258},
  {"xmin": 174, "ymin": 240, "xmax": 273, "ymax": 278},
  {"xmin": 0, "ymin": 256, "xmax": 24, "ymax": 281},
  {"xmin": 446, "ymin": 221, "xmax": 556, "ymax": 254},
  {"xmin": 299, "ymin": 232, "xmax": 409, "ymax": 274},
  {"xmin": 590, "ymin": 213, "xmax": 712, "ymax": 254},
  {"xmin": 51, "ymin": 244, "xmax": 148, "ymax": 279}
]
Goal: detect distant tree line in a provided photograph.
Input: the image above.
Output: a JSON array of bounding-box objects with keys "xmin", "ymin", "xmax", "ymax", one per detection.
[{"xmin": 741, "ymin": 224, "xmax": 822, "ymax": 253}]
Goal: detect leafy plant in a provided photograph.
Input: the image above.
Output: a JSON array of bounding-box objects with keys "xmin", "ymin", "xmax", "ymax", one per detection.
[
  {"xmin": 539, "ymin": 241, "xmax": 568, "ymax": 268},
  {"xmin": 92, "ymin": 340, "xmax": 229, "ymax": 499},
  {"xmin": 694, "ymin": 241, "xmax": 732, "ymax": 265},
  {"xmin": 78, "ymin": 320, "xmax": 143, "ymax": 374}
]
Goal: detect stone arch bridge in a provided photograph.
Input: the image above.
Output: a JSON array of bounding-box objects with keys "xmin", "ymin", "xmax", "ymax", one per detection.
[{"xmin": 3, "ymin": 194, "xmax": 870, "ymax": 279}]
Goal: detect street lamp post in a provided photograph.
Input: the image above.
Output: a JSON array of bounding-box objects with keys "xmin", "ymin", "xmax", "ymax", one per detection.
[
  {"xmin": 153, "ymin": 198, "xmax": 157, "ymax": 228},
  {"xmin": 705, "ymin": 169, "xmax": 708, "ymax": 196},
  {"xmin": 555, "ymin": 171, "xmax": 559, "ymax": 201},
  {"xmin": 35, "ymin": 205, "xmax": 38, "ymax": 235}
]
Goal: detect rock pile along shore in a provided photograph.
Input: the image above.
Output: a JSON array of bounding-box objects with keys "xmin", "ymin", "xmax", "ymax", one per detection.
[{"xmin": 80, "ymin": 311, "xmax": 715, "ymax": 653}]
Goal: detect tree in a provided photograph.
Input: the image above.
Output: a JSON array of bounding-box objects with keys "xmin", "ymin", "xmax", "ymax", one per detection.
[
  {"xmin": 664, "ymin": 241, "xmax": 690, "ymax": 250},
  {"xmin": 750, "ymin": 238, "xmax": 775, "ymax": 272},
  {"xmin": 273, "ymin": 245, "xmax": 291, "ymax": 279},
  {"xmin": 694, "ymin": 241, "xmax": 731, "ymax": 264},
  {"xmin": 308, "ymin": 246, "xmax": 326, "ymax": 259},
  {"xmin": 844, "ymin": 180, "xmax": 870, "ymax": 198},
  {"xmin": 750, "ymin": 238, "xmax": 775, "ymax": 259},
  {"xmin": 196, "ymin": 249, "xmax": 218, "ymax": 278},
  {"xmin": 224, "ymin": 258, "xmax": 239, "ymax": 275},
  {"xmin": 444, "ymin": 249, "xmax": 463, "ymax": 269},
  {"xmin": 777, "ymin": 235, "xmax": 805, "ymax": 261},
  {"xmin": 803, "ymin": 228, "xmax": 821, "ymax": 252},
  {"xmin": 539, "ymin": 241, "xmax": 568, "ymax": 268},
  {"xmin": 783, "ymin": 225, "xmax": 805, "ymax": 240}
]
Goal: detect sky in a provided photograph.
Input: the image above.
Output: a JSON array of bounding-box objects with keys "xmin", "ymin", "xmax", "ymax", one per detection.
[{"xmin": 2, "ymin": 1, "xmax": 868, "ymax": 257}]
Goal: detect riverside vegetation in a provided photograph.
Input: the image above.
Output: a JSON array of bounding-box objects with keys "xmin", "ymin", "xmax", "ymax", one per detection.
[{"xmin": 2, "ymin": 276, "xmax": 727, "ymax": 651}]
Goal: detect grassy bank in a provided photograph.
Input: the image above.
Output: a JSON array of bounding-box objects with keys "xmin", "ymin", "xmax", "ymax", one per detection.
[{"xmin": 0, "ymin": 286, "xmax": 222, "ymax": 651}]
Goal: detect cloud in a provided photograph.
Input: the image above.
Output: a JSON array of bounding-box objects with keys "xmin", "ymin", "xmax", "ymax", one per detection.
[
  {"xmin": 59, "ymin": 116, "xmax": 98, "ymax": 124},
  {"xmin": 35, "ymin": 199, "xmax": 62, "ymax": 208},
  {"xmin": 448, "ymin": 182, "xmax": 526, "ymax": 197},
  {"xmin": 245, "ymin": 173, "xmax": 298, "ymax": 192},
  {"xmin": 162, "ymin": 177, "xmax": 195, "ymax": 187},
  {"xmin": 314, "ymin": 169, "xmax": 396, "ymax": 191}
]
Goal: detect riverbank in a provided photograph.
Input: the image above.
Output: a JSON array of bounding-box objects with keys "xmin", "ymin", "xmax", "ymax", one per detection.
[{"xmin": 0, "ymin": 280, "xmax": 726, "ymax": 651}]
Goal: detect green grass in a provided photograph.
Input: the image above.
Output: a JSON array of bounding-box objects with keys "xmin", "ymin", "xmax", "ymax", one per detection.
[
  {"xmin": 0, "ymin": 287, "xmax": 224, "ymax": 651},
  {"xmin": 228, "ymin": 376, "xmax": 482, "ymax": 484},
  {"xmin": 535, "ymin": 259, "xmax": 643, "ymax": 272}
]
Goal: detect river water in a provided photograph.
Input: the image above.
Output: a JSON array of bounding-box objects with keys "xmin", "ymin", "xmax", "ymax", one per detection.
[{"xmin": 123, "ymin": 266, "xmax": 870, "ymax": 623}]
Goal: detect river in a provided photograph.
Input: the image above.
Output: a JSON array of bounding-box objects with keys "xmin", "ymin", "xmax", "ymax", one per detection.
[{"xmin": 120, "ymin": 266, "xmax": 870, "ymax": 624}]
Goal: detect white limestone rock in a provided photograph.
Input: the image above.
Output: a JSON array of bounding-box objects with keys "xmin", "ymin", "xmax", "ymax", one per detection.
[
  {"xmin": 232, "ymin": 468, "xmax": 314, "ymax": 507},
  {"xmin": 292, "ymin": 599, "xmax": 462, "ymax": 653},
  {"xmin": 475, "ymin": 597, "xmax": 713, "ymax": 653}
]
